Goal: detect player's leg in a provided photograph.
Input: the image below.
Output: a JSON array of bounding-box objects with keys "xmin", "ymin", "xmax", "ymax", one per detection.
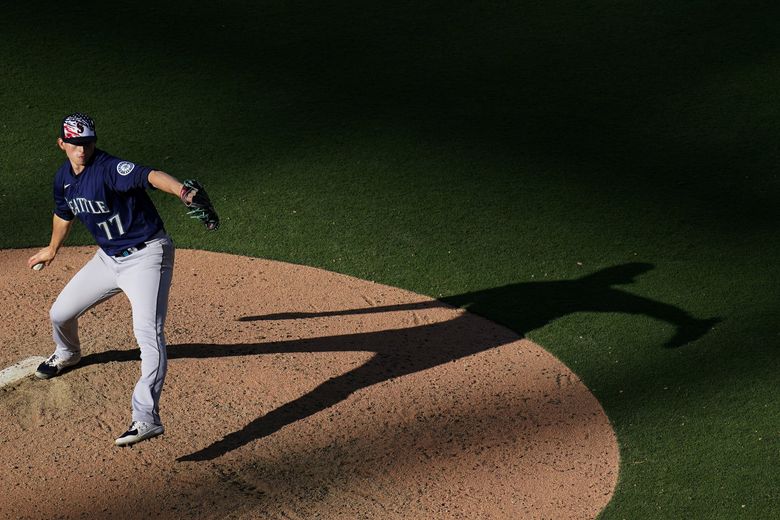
[
  {"xmin": 37, "ymin": 251, "xmax": 121, "ymax": 378},
  {"xmin": 116, "ymin": 235, "xmax": 174, "ymax": 431}
]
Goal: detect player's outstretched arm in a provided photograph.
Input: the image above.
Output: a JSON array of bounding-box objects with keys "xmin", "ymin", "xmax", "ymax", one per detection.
[
  {"xmin": 148, "ymin": 170, "xmax": 186, "ymax": 200},
  {"xmin": 27, "ymin": 214, "xmax": 73, "ymax": 268}
]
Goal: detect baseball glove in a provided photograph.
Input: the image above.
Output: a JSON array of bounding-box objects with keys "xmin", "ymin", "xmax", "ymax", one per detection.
[{"xmin": 180, "ymin": 179, "xmax": 220, "ymax": 230}]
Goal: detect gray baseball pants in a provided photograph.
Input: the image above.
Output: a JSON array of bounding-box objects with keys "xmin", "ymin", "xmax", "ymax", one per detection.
[{"xmin": 49, "ymin": 233, "xmax": 174, "ymax": 426}]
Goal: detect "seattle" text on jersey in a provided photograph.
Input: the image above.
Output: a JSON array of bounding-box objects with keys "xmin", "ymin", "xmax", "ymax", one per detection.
[{"xmin": 67, "ymin": 197, "xmax": 111, "ymax": 216}]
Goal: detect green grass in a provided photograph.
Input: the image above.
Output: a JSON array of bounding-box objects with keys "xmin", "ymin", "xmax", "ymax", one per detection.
[{"xmin": 1, "ymin": 1, "xmax": 779, "ymax": 517}]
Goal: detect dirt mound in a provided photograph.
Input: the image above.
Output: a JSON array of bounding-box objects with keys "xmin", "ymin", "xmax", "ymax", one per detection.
[{"xmin": 0, "ymin": 247, "xmax": 618, "ymax": 519}]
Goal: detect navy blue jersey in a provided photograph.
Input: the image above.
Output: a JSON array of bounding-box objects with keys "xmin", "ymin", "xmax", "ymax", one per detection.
[{"xmin": 53, "ymin": 150, "xmax": 165, "ymax": 256}]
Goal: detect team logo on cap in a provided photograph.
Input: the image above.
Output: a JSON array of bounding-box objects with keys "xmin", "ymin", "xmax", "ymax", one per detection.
[
  {"xmin": 63, "ymin": 121, "xmax": 86, "ymax": 139},
  {"xmin": 117, "ymin": 161, "xmax": 135, "ymax": 176}
]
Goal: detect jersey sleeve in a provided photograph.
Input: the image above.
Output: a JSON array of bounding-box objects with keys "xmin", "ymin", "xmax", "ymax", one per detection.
[
  {"xmin": 53, "ymin": 176, "xmax": 74, "ymax": 221},
  {"xmin": 103, "ymin": 156, "xmax": 154, "ymax": 192}
]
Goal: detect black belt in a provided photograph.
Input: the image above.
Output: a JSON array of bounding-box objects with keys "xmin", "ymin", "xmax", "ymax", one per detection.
[{"xmin": 114, "ymin": 241, "xmax": 148, "ymax": 258}]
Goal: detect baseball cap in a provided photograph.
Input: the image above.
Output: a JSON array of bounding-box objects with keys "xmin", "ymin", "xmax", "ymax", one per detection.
[{"xmin": 60, "ymin": 112, "xmax": 97, "ymax": 145}]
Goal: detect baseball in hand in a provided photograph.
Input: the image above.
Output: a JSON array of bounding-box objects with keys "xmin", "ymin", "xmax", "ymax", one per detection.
[{"xmin": 32, "ymin": 262, "xmax": 45, "ymax": 271}]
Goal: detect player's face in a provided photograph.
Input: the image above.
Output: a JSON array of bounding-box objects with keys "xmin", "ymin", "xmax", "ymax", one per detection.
[{"xmin": 58, "ymin": 139, "xmax": 96, "ymax": 169}]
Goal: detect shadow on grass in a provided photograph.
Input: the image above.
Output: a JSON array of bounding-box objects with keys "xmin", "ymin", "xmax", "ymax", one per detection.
[{"xmin": 77, "ymin": 263, "xmax": 718, "ymax": 461}]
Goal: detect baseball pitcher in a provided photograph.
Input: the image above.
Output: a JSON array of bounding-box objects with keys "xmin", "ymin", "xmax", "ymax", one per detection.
[{"xmin": 27, "ymin": 113, "xmax": 219, "ymax": 446}]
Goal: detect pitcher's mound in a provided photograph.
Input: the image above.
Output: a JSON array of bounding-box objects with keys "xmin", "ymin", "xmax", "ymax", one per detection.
[{"xmin": 0, "ymin": 247, "xmax": 618, "ymax": 519}]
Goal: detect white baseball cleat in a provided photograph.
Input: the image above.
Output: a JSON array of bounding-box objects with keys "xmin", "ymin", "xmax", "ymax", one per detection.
[
  {"xmin": 115, "ymin": 421, "xmax": 165, "ymax": 446},
  {"xmin": 35, "ymin": 353, "xmax": 81, "ymax": 379}
]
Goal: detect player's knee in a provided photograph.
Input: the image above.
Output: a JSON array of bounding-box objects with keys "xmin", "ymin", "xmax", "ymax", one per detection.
[
  {"xmin": 133, "ymin": 328, "xmax": 165, "ymax": 351},
  {"xmin": 49, "ymin": 304, "xmax": 75, "ymax": 327}
]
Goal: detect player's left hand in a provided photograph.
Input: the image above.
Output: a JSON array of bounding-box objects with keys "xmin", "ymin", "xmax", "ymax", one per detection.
[{"xmin": 180, "ymin": 179, "xmax": 219, "ymax": 231}]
